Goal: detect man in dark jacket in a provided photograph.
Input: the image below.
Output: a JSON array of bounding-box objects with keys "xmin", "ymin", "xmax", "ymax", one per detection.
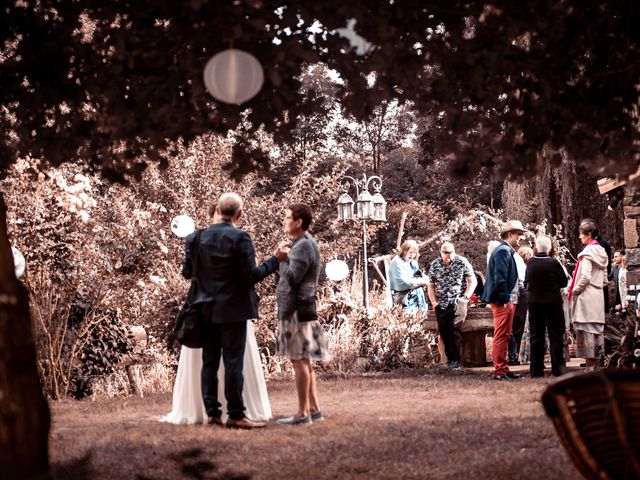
[
  {"xmin": 182, "ymin": 192, "xmax": 288, "ymax": 429},
  {"xmin": 524, "ymin": 235, "xmax": 568, "ymax": 377},
  {"xmin": 611, "ymin": 250, "xmax": 624, "ymax": 308},
  {"xmin": 481, "ymin": 220, "xmax": 526, "ymax": 380}
]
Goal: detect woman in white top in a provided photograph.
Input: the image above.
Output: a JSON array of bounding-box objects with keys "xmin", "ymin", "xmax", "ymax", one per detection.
[{"xmin": 160, "ymin": 321, "xmax": 271, "ymax": 424}]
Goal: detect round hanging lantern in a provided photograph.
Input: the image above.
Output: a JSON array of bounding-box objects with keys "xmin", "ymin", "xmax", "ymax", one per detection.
[
  {"xmin": 325, "ymin": 259, "xmax": 350, "ymax": 282},
  {"xmin": 170, "ymin": 215, "xmax": 196, "ymax": 238},
  {"xmin": 12, "ymin": 246, "xmax": 25, "ymax": 278},
  {"xmin": 203, "ymin": 49, "xmax": 264, "ymax": 105}
]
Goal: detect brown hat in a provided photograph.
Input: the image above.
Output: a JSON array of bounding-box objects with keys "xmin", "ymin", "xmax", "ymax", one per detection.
[{"xmin": 500, "ymin": 220, "xmax": 528, "ymax": 234}]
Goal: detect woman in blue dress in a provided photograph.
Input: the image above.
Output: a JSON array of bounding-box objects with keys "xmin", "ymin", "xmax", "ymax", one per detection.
[{"xmin": 389, "ymin": 240, "xmax": 429, "ymax": 313}]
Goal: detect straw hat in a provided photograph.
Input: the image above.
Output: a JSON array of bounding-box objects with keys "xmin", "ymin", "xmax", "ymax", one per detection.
[{"xmin": 500, "ymin": 220, "xmax": 528, "ymax": 234}]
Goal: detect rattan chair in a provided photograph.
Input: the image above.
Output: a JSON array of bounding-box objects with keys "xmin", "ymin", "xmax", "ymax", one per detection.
[{"xmin": 542, "ymin": 369, "xmax": 640, "ymax": 480}]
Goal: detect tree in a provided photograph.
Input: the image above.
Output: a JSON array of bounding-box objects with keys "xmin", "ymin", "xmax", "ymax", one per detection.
[
  {"xmin": 2, "ymin": 2, "xmax": 640, "ymax": 477},
  {"xmin": 502, "ymin": 158, "xmax": 624, "ymax": 256},
  {"xmin": 336, "ymin": 99, "xmax": 416, "ymax": 173},
  {"xmin": 2, "ymin": 2, "xmax": 639, "ymax": 180},
  {"xmin": 286, "ymin": 64, "xmax": 339, "ymax": 162}
]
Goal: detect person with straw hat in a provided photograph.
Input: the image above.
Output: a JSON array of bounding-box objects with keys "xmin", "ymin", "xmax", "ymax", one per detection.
[{"xmin": 481, "ymin": 220, "xmax": 527, "ymax": 380}]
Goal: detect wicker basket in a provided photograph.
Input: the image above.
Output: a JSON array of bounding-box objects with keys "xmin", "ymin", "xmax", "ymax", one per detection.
[{"xmin": 542, "ymin": 369, "xmax": 640, "ymax": 479}]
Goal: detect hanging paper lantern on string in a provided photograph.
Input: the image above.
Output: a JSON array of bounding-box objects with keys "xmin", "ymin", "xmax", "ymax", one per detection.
[
  {"xmin": 12, "ymin": 246, "xmax": 25, "ymax": 278},
  {"xmin": 170, "ymin": 215, "xmax": 195, "ymax": 238},
  {"xmin": 203, "ymin": 49, "xmax": 264, "ymax": 105},
  {"xmin": 325, "ymin": 259, "xmax": 350, "ymax": 282}
]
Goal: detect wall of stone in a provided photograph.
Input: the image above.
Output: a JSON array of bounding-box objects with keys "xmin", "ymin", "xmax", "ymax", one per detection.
[{"xmin": 623, "ymin": 182, "xmax": 640, "ymax": 298}]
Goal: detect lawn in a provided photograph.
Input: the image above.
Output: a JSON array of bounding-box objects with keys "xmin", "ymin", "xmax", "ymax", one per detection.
[{"xmin": 49, "ymin": 367, "xmax": 581, "ymax": 480}]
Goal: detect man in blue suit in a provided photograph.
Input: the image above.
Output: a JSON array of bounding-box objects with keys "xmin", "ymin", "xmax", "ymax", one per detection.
[
  {"xmin": 481, "ymin": 220, "xmax": 526, "ymax": 380},
  {"xmin": 182, "ymin": 192, "xmax": 288, "ymax": 428}
]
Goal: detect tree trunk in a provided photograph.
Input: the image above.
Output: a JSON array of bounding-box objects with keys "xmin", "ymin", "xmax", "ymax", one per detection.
[
  {"xmin": 502, "ymin": 159, "xmax": 624, "ymax": 255},
  {"xmin": 0, "ymin": 193, "xmax": 50, "ymax": 479}
]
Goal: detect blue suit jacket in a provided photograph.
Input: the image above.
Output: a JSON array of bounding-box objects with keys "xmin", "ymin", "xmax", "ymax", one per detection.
[
  {"xmin": 182, "ymin": 221, "xmax": 278, "ymax": 323},
  {"xmin": 481, "ymin": 241, "xmax": 518, "ymax": 304}
]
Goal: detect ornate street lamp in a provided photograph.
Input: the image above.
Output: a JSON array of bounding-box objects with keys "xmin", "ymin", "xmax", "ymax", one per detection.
[
  {"xmin": 372, "ymin": 191, "xmax": 387, "ymax": 222},
  {"xmin": 337, "ymin": 174, "xmax": 386, "ymax": 309},
  {"xmin": 337, "ymin": 192, "xmax": 355, "ymax": 221}
]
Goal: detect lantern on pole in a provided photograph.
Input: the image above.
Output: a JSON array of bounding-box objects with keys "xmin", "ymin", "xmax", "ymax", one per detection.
[
  {"xmin": 337, "ymin": 192, "xmax": 355, "ymax": 220},
  {"xmin": 356, "ymin": 189, "xmax": 374, "ymax": 219},
  {"xmin": 203, "ymin": 49, "xmax": 264, "ymax": 105},
  {"xmin": 336, "ymin": 174, "xmax": 386, "ymax": 309},
  {"xmin": 372, "ymin": 191, "xmax": 387, "ymax": 222}
]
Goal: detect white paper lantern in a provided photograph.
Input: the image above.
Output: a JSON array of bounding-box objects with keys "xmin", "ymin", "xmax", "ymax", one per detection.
[
  {"xmin": 12, "ymin": 246, "xmax": 25, "ymax": 278},
  {"xmin": 325, "ymin": 259, "xmax": 349, "ymax": 282},
  {"xmin": 203, "ymin": 49, "xmax": 265, "ymax": 105},
  {"xmin": 170, "ymin": 215, "xmax": 196, "ymax": 238}
]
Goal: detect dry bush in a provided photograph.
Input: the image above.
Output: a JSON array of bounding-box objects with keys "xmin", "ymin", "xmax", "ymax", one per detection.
[{"xmin": 28, "ymin": 271, "xmax": 132, "ymax": 399}]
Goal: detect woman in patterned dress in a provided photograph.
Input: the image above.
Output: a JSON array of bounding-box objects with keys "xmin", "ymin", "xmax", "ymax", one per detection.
[{"xmin": 276, "ymin": 203, "xmax": 329, "ymax": 426}]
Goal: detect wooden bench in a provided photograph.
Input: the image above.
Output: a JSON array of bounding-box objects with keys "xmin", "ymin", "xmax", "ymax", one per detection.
[{"xmin": 423, "ymin": 306, "xmax": 494, "ymax": 367}]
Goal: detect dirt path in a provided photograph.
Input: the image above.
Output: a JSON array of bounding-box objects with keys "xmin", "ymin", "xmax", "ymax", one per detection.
[{"xmin": 49, "ymin": 367, "xmax": 581, "ymax": 480}]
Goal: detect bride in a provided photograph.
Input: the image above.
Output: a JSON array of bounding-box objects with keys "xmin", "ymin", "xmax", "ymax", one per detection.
[{"xmin": 160, "ymin": 321, "xmax": 271, "ymax": 424}]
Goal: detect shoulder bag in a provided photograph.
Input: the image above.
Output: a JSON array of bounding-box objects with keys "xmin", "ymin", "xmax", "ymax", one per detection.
[{"xmin": 174, "ymin": 229, "xmax": 205, "ymax": 348}]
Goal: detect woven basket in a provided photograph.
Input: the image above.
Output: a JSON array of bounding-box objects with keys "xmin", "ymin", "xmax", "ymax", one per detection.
[{"xmin": 542, "ymin": 369, "xmax": 640, "ymax": 480}]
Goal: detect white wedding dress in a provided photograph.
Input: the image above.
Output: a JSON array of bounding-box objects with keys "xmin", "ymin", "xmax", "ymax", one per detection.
[{"xmin": 160, "ymin": 322, "xmax": 271, "ymax": 424}]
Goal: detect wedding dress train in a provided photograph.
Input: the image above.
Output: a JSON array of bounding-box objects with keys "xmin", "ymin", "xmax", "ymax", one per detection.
[{"xmin": 160, "ymin": 322, "xmax": 271, "ymax": 424}]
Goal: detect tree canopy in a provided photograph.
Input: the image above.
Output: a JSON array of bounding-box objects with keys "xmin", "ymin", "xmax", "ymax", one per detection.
[{"xmin": 2, "ymin": 1, "xmax": 639, "ymax": 181}]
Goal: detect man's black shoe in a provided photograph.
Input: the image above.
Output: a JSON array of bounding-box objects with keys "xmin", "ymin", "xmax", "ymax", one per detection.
[
  {"xmin": 493, "ymin": 372, "xmax": 522, "ymax": 380},
  {"xmin": 508, "ymin": 359, "xmax": 521, "ymax": 366}
]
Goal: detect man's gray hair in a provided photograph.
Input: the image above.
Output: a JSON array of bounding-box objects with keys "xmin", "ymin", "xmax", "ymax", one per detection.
[
  {"xmin": 535, "ymin": 235, "xmax": 552, "ymax": 254},
  {"xmin": 440, "ymin": 241, "xmax": 455, "ymax": 253},
  {"xmin": 218, "ymin": 192, "xmax": 243, "ymax": 217}
]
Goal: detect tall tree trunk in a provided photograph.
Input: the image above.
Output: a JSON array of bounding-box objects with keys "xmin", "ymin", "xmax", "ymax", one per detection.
[
  {"xmin": 502, "ymin": 159, "xmax": 624, "ymax": 255},
  {"xmin": 0, "ymin": 193, "xmax": 50, "ymax": 479}
]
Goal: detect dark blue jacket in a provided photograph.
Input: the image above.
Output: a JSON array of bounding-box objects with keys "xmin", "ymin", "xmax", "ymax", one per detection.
[
  {"xmin": 182, "ymin": 221, "xmax": 278, "ymax": 323},
  {"xmin": 480, "ymin": 241, "xmax": 518, "ymax": 304}
]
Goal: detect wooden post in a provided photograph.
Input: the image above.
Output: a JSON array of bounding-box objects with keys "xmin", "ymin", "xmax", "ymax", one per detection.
[
  {"xmin": 396, "ymin": 212, "xmax": 407, "ymax": 250},
  {"xmin": 0, "ymin": 193, "xmax": 50, "ymax": 479}
]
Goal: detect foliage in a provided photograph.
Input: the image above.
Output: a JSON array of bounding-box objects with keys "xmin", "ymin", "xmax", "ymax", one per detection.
[
  {"xmin": 28, "ymin": 272, "xmax": 133, "ymax": 399},
  {"xmin": 335, "ymin": 99, "xmax": 417, "ymax": 173},
  {"xmin": 502, "ymin": 158, "xmax": 624, "ymax": 255},
  {"xmin": 2, "ymin": 2, "xmax": 639, "ymax": 182},
  {"xmin": 605, "ymin": 310, "xmax": 640, "ymax": 369},
  {"xmin": 2, "ymin": 127, "xmax": 620, "ymax": 398}
]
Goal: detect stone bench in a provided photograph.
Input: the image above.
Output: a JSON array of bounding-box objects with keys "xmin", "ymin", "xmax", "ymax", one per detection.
[{"xmin": 423, "ymin": 306, "xmax": 494, "ymax": 367}]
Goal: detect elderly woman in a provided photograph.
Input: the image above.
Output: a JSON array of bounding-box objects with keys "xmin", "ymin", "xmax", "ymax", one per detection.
[
  {"xmin": 389, "ymin": 240, "xmax": 429, "ymax": 313},
  {"xmin": 568, "ymin": 220, "xmax": 609, "ymax": 372},
  {"xmin": 276, "ymin": 203, "xmax": 329, "ymax": 426},
  {"xmin": 525, "ymin": 236, "xmax": 568, "ymax": 377}
]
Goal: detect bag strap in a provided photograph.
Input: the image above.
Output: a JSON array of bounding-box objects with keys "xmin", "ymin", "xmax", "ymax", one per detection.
[
  {"xmin": 190, "ymin": 229, "xmax": 203, "ymax": 279},
  {"xmin": 184, "ymin": 229, "xmax": 203, "ymax": 302}
]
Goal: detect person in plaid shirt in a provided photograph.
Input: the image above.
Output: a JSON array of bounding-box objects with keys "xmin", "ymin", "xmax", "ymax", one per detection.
[{"xmin": 427, "ymin": 242, "xmax": 477, "ymax": 369}]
